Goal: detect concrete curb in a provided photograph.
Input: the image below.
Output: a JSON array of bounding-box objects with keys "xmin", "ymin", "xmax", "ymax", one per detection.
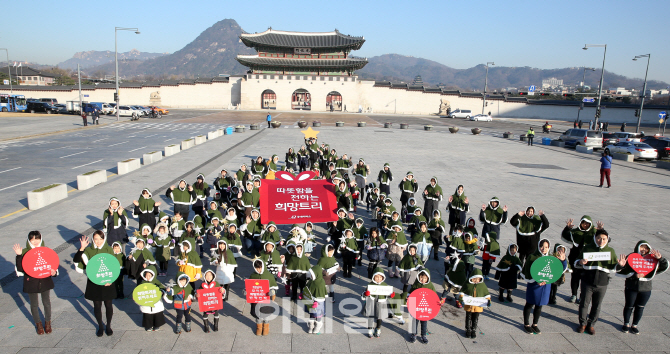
[
  {"xmin": 143, "ymin": 151, "xmax": 163, "ymax": 165},
  {"xmin": 195, "ymin": 135, "xmax": 207, "ymax": 145},
  {"xmin": 182, "ymin": 139, "xmax": 194, "ymax": 150},
  {"xmin": 27, "ymin": 183, "xmax": 67, "ymax": 210},
  {"xmin": 76, "ymin": 170, "xmax": 107, "ymax": 190},
  {"xmin": 118, "ymin": 158, "xmax": 141, "ymax": 175},
  {"xmin": 612, "ymin": 152, "xmax": 634, "ymax": 162},
  {"xmin": 576, "ymin": 145, "xmax": 594, "ymax": 154}
]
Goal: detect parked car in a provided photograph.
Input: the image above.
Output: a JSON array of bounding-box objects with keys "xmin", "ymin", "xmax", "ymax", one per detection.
[
  {"xmin": 89, "ymin": 102, "xmax": 115, "ymax": 115},
  {"xmin": 613, "ymin": 132, "xmax": 642, "ymax": 143},
  {"xmin": 39, "ymin": 98, "xmax": 58, "ymax": 105},
  {"xmin": 147, "ymin": 105, "xmax": 169, "ymax": 115},
  {"xmin": 131, "ymin": 105, "xmax": 150, "ymax": 116},
  {"xmin": 604, "ymin": 142, "xmax": 658, "ymax": 161},
  {"xmin": 53, "ymin": 104, "xmax": 67, "ymax": 114},
  {"xmin": 117, "ymin": 105, "xmax": 140, "ymax": 118},
  {"xmin": 469, "ymin": 114, "xmax": 492, "ymax": 122},
  {"xmin": 558, "ymin": 129, "xmax": 603, "ymax": 149},
  {"xmin": 447, "ymin": 109, "xmax": 473, "ymax": 119},
  {"xmin": 602, "ymin": 132, "xmax": 618, "ymax": 147},
  {"xmin": 26, "ymin": 102, "xmax": 57, "ymax": 114},
  {"xmin": 641, "ymin": 137, "xmax": 670, "ymax": 159}
]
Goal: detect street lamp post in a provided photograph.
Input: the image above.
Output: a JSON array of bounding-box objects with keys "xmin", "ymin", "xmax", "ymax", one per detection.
[
  {"xmin": 582, "ymin": 67, "xmax": 595, "ymax": 92},
  {"xmin": 115, "ymin": 27, "xmax": 140, "ymax": 121},
  {"xmin": 633, "ymin": 54, "xmax": 650, "ymax": 133},
  {"xmin": 482, "ymin": 62, "xmax": 495, "ymax": 115},
  {"xmin": 583, "ymin": 44, "xmax": 607, "ymax": 128},
  {"xmin": 0, "ymin": 48, "xmax": 12, "ymax": 94}
]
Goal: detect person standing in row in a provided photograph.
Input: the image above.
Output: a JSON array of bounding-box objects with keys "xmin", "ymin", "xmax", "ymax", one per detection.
[
  {"xmin": 13, "ymin": 231, "xmax": 57, "ymax": 335},
  {"xmin": 510, "ymin": 207, "xmax": 549, "ymax": 264},
  {"xmin": 479, "ymin": 197, "xmax": 508, "ymax": 240},
  {"xmin": 132, "ymin": 188, "xmax": 160, "ymax": 231},
  {"xmin": 353, "ymin": 158, "xmax": 370, "ymax": 203},
  {"xmin": 103, "ymin": 198, "xmax": 128, "ymax": 246},
  {"xmin": 561, "ymin": 216, "xmax": 602, "ymax": 303},
  {"xmin": 447, "ymin": 185, "xmax": 469, "ymax": 235},
  {"xmin": 398, "ymin": 171, "xmax": 418, "ymax": 213},
  {"xmin": 422, "ymin": 177, "xmax": 442, "ymax": 224},
  {"xmin": 377, "ymin": 163, "xmax": 393, "ymax": 196},
  {"xmin": 166, "ymin": 180, "xmax": 195, "ymax": 219}
]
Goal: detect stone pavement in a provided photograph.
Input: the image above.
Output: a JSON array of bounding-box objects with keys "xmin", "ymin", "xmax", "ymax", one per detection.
[{"xmin": 0, "ymin": 125, "xmax": 668, "ymax": 353}]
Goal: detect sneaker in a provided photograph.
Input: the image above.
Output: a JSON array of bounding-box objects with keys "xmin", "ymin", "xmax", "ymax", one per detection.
[
  {"xmin": 146, "ymin": 328, "xmax": 153, "ymax": 332},
  {"xmin": 506, "ymin": 294, "xmax": 514, "ymax": 303},
  {"xmin": 630, "ymin": 326, "xmax": 639, "ymax": 335},
  {"xmin": 599, "ymin": 185, "xmax": 603, "ymax": 188},
  {"xmin": 374, "ymin": 328, "xmax": 381, "ymax": 338},
  {"xmin": 153, "ymin": 327, "xmax": 162, "ymax": 331},
  {"xmin": 368, "ymin": 329, "xmax": 374, "ymax": 338},
  {"xmin": 456, "ymin": 301, "xmax": 463, "ymax": 308},
  {"xmin": 395, "ymin": 316, "xmax": 405, "ymax": 325},
  {"xmin": 569, "ymin": 295, "xmax": 577, "ymax": 303},
  {"xmin": 408, "ymin": 334, "xmax": 416, "ymax": 343},
  {"xmin": 484, "ymin": 275, "xmax": 490, "ymax": 281},
  {"xmin": 418, "ymin": 335, "xmax": 428, "ymax": 344},
  {"xmin": 622, "ymin": 325, "xmax": 630, "ymax": 333},
  {"xmin": 576, "ymin": 298, "xmax": 581, "ymax": 304},
  {"xmin": 531, "ymin": 325, "xmax": 541, "ymax": 334},
  {"xmin": 524, "ymin": 325, "xmax": 533, "ymax": 334}
]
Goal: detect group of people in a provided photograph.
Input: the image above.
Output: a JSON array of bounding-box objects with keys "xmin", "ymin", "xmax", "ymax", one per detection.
[
  {"xmin": 14, "ymin": 136, "xmax": 667, "ymax": 343},
  {"xmin": 573, "ymin": 119, "xmax": 612, "ymax": 131}
]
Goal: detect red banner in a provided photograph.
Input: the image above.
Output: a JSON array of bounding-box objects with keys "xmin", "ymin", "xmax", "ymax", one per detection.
[
  {"xmin": 628, "ymin": 253, "xmax": 659, "ymax": 276},
  {"xmin": 407, "ymin": 288, "xmax": 441, "ymax": 321},
  {"xmin": 22, "ymin": 247, "xmax": 59, "ymax": 279},
  {"xmin": 260, "ymin": 171, "xmax": 338, "ymax": 225},
  {"xmin": 197, "ymin": 287, "xmax": 224, "ymax": 312},
  {"xmin": 245, "ymin": 279, "xmax": 270, "ymax": 303}
]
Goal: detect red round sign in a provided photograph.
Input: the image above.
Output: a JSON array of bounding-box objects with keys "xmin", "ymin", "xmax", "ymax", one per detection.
[
  {"xmin": 628, "ymin": 253, "xmax": 659, "ymax": 276},
  {"xmin": 22, "ymin": 247, "xmax": 59, "ymax": 279},
  {"xmin": 407, "ymin": 288, "xmax": 441, "ymax": 321}
]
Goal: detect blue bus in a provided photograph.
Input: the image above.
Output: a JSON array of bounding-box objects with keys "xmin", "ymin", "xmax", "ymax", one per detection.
[{"xmin": 0, "ymin": 94, "xmax": 27, "ymax": 112}]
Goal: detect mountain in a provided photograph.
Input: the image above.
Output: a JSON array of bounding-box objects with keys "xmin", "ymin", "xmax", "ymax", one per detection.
[
  {"xmin": 358, "ymin": 54, "xmax": 669, "ymax": 90},
  {"xmin": 57, "ymin": 49, "xmax": 168, "ymax": 70},
  {"xmin": 76, "ymin": 19, "xmax": 669, "ymax": 89}
]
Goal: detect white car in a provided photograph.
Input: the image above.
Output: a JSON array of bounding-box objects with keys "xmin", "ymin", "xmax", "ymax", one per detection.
[
  {"xmin": 117, "ymin": 105, "xmax": 140, "ymax": 118},
  {"xmin": 604, "ymin": 142, "xmax": 658, "ymax": 161},
  {"xmin": 613, "ymin": 132, "xmax": 642, "ymax": 143},
  {"xmin": 470, "ymin": 114, "xmax": 492, "ymax": 122},
  {"xmin": 447, "ymin": 109, "xmax": 473, "ymax": 119}
]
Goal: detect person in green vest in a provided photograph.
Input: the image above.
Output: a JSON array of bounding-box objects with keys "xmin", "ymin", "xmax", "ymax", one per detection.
[
  {"xmin": 386, "ymin": 224, "xmax": 408, "ymax": 278},
  {"xmin": 153, "ymin": 222, "xmax": 171, "ymax": 277},
  {"xmin": 267, "ymin": 154, "xmax": 280, "ymax": 178},
  {"xmin": 422, "ymin": 176, "xmax": 443, "ymax": 223},
  {"xmin": 335, "ymin": 153, "xmax": 352, "ymax": 176},
  {"xmin": 285, "ymin": 148, "xmax": 298, "ymax": 172},
  {"xmin": 405, "ymin": 198, "xmax": 419, "ymax": 222},
  {"xmin": 166, "ymin": 180, "xmax": 195, "ymax": 220},
  {"xmin": 235, "ymin": 164, "xmax": 249, "ymax": 188},
  {"xmin": 191, "ymin": 173, "xmax": 210, "ymax": 222},
  {"xmin": 398, "ymin": 171, "xmax": 418, "ymax": 212},
  {"xmin": 261, "ymin": 221, "xmax": 284, "ymax": 247},
  {"xmin": 365, "ymin": 183, "xmax": 379, "ymax": 213},
  {"xmin": 164, "ymin": 272, "xmax": 194, "ymax": 334},
  {"xmin": 241, "ymin": 208, "xmax": 263, "ymax": 256},
  {"xmin": 407, "ymin": 269, "xmax": 436, "ymax": 344},
  {"xmin": 353, "ymin": 218, "xmax": 367, "ymax": 266},
  {"xmin": 427, "ymin": 210, "xmax": 446, "ymax": 261},
  {"xmin": 317, "ymin": 243, "xmax": 339, "ymax": 301},
  {"xmin": 335, "ymin": 180, "xmax": 353, "ymax": 212},
  {"xmin": 239, "ymin": 181, "xmax": 255, "ymax": 218},
  {"xmin": 549, "ymin": 243, "xmax": 568, "ymax": 304},
  {"xmin": 411, "ymin": 221, "xmax": 432, "ymax": 263},
  {"xmin": 510, "ymin": 206, "xmax": 550, "ymax": 264},
  {"xmin": 442, "ymin": 254, "xmax": 466, "ymax": 308},
  {"xmin": 575, "ymin": 230, "xmax": 616, "ymax": 335},
  {"xmin": 527, "ymin": 127, "xmax": 535, "ymax": 146},
  {"xmin": 561, "ymin": 215, "xmax": 603, "ymax": 303},
  {"xmin": 458, "ymin": 269, "xmax": 491, "ymax": 339},
  {"xmin": 286, "ymin": 241, "xmax": 311, "ymax": 301},
  {"xmin": 214, "ymin": 169, "xmax": 235, "ymax": 202},
  {"xmin": 361, "ymin": 267, "xmax": 396, "ymax": 338},
  {"xmin": 353, "ymin": 158, "xmax": 371, "ymax": 203},
  {"xmin": 339, "ymin": 229, "xmax": 359, "ymax": 278},
  {"xmin": 138, "ymin": 267, "xmax": 167, "ymax": 332},
  {"xmin": 408, "ymin": 207, "xmax": 426, "ymax": 237},
  {"xmin": 447, "ymin": 185, "xmax": 469, "ymax": 235},
  {"xmin": 132, "ymin": 188, "xmax": 161, "ymax": 231},
  {"xmin": 398, "ymin": 244, "xmax": 424, "ymax": 293},
  {"xmin": 305, "ymin": 265, "xmax": 328, "ymax": 334},
  {"xmin": 377, "ymin": 163, "xmax": 393, "ymax": 196},
  {"xmin": 481, "ymin": 231, "xmax": 501, "ymax": 280},
  {"xmin": 251, "ymin": 156, "xmax": 267, "ymax": 179},
  {"xmin": 493, "ymin": 243, "xmax": 522, "ymax": 303}
]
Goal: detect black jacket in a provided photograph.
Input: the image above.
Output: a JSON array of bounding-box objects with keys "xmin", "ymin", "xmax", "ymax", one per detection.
[{"xmin": 16, "ymin": 254, "xmax": 56, "ymax": 293}]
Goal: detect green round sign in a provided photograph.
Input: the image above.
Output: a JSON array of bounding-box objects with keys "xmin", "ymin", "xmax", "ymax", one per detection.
[
  {"xmin": 86, "ymin": 253, "xmax": 121, "ymax": 286},
  {"xmin": 132, "ymin": 283, "xmax": 161, "ymax": 307},
  {"xmin": 530, "ymin": 256, "xmax": 564, "ymax": 284}
]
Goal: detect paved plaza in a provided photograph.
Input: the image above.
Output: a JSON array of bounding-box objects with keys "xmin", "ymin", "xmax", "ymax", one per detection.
[{"xmin": 0, "ymin": 111, "xmax": 668, "ymax": 353}]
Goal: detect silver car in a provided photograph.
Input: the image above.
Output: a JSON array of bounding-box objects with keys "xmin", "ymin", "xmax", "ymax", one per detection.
[
  {"xmin": 558, "ymin": 129, "xmax": 603, "ymax": 149},
  {"xmin": 605, "ymin": 142, "xmax": 658, "ymax": 161}
]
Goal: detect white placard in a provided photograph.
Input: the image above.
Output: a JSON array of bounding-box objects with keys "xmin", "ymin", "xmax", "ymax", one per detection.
[
  {"xmin": 461, "ymin": 295, "xmax": 489, "ymax": 307},
  {"xmin": 584, "ymin": 252, "xmax": 611, "ymax": 261},
  {"xmin": 367, "ymin": 285, "xmax": 394, "ymax": 296},
  {"xmin": 326, "ymin": 265, "xmax": 338, "ymax": 275}
]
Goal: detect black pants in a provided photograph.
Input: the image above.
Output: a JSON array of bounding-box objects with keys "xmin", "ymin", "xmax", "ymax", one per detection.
[
  {"xmin": 267, "ymin": 121, "xmax": 271, "ymax": 128},
  {"xmin": 623, "ymin": 288, "xmax": 651, "ymax": 326},
  {"xmin": 550, "ymin": 283, "xmax": 559, "ymax": 302},
  {"xmin": 357, "ymin": 241, "xmax": 365, "ymax": 265},
  {"xmin": 93, "ymin": 299, "xmax": 113, "ymax": 328},
  {"xmin": 159, "ymin": 261, "xmax": 168, "ymax": 272},
  {"xmin": 578, "ymin": 283, "xmax": 608, "ymax": 325},
  {"xmin": 570, "ymin": 268, "xmax": 583, "ymax": 297},
  {"xmin": 527, "ymin": 137, "xmax": 534, "ymax": 146},
  {"xmin": 82, "ymin": 117, "xmax": 88, "ymax": 126},
  {"xmin": 464, "ymin": 262, "xmax": 474, "ymax": 279},
  {"xmin": 413, "ymin": 319, "xmax": 428, "ymax": 336},
  {"xmin": 291, "ymin": 275, "xmax": 307, "ymax": 300},
  {"xmin": 523, "ymin": 303, "xmax": 542, "ymax": 325},
  {"xmin": 176, "ymin": 308, "xmax": 192, "ymax": 324},
  {"xmin": 367, "ymin": 261, "xmax": 379, "ymax": 279},
  {"xmin": 343, "ymin": 252, "xmax": 356, "ymax": 277},
  {"xmin": 481, "ymin": 260, "xmax": 492, "ymax": 276},
  {"xmin": 399, "ymin": 192, "xmax": 413, "ymax": 210},
  {"xmin": 423, "ymin": 201, "xmax": 439, "ymax": 224},
  {"xmin": 143, "ymin": 312, "xmax": 166, "ymax": 330},
  {"xmin": 114, "ymin": 275, "xmax": 124, "ymax": 298},
  {"xmin": 28, "ymin": 290, "xmax": 51, "ymax": 324},
  {"xmin": 174, "ymin": 205, "xmax": 190, "ymax": 219}
]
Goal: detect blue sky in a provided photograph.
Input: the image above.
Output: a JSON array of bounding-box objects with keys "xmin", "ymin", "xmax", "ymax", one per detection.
[{"xmin": 2, "ymin": 0, "xmax": 669, "ymax": 83}]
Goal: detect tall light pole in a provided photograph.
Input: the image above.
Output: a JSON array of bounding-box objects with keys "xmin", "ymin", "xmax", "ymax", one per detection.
[
  {"xmin": 583, "ymin": 44, "xmax": 607, "ymax": 127},
  {"xmin": 482, "ymin": 62, "xmax": 494, "ymax": 115},
  {"xmin": 0, "ymin": 48, "xmax": 12, "ymax": 94},
  {"xmin": 115, "ymin": 27, "xmax": 140, "ymax": 121},
  {"xmin": 582, "ymin": 67, "xmax": 595, "ymax": 91},
  {"xmin": 633, "ymin": 54, "xmax": 650, "ymax": 133}
]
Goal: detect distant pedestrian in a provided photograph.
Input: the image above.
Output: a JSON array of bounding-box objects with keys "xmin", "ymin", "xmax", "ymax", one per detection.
[
  {"xmin": 599, "ymin": 122, "xmax": 603, "ymax": 131},
  {"xmin": 266, "ymin": 113, "xmax": 272, "ymax": 128},
  {"xmin": 599, "ymin": 150, "xmax": 612, "ymax": 188},
  {"xmin": 574, "ymin": 120, "xmax": 578, "ymax": 128},
  {"xmin": 93, "ymin": 109, "xmax": 100, "ymax": 125},
  {"xmin": 81, "ymin": 112, "xmax": 88, "ymax": 127},
  {"xmin": 620, "ymin": 122, "xmax": 626, "ymax": 132},
  {"xmin": 604, "ymin": 122, "xmax": 609, "ymax": 131},
  {"xmin": 527, "ymin": 127, "xmax": 535, "ymax": 146},
  {"xmin": 589, "ymin": 120, "xmax": 593, "ymax": 130},
  {"xmin": 578, "ymin": 120, "xmax": 583, "ymax": 129}
]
